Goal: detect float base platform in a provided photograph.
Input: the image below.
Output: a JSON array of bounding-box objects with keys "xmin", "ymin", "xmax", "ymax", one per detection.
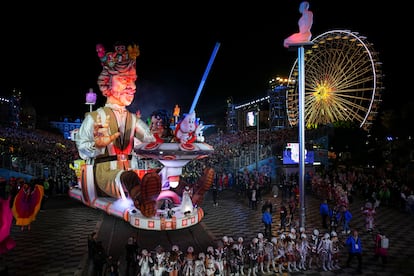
[{"xmin": 68, "ymin": 187, "xmax": 204, "ymax": 231}]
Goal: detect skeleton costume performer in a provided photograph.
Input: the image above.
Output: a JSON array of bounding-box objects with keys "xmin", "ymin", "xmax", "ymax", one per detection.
[
  {"xmin": 247, "ymin": 237, "xmax": 259, "ymax": 276},
  {"xmin": 76, "ymin": 42, "xmax": 158, "ymax": 217},
  {"xmin": 286, "ymin": 233, "xmax": 299, "ymax": 272},
  {"xmin": 167, "ymin": 245, "xmax": 182, "ymax": 276},
  {"xmin": 182, "ymin": 246, "xmax": 195, "ymax": 276},
  {"xmin": 194, "ymin": 252, "xmax": 206, "ymax": 276},
  {"xmin": 221, "ymin": 235, "xmax": 231, "ymax": 275},
  {"xmin": 205, "ymin": 246, "xmax": 216, "ymax": 276},
  {"xmin": 267, "ymin": 237, "xmax": 279, "ymax": 274},
  {"xmin": 214, "ymin": 243, "xmax": 226, "ymax": 276},
  {"xmin": 139, "ymin": 249, "xmax": 154, "ymax": 276},
  {"xmin": 330, "ymin": 231, "xmax": 342, "ymax": 269},
  {"xmin": 256, "ymin": 233, "xmax": 267, "ymax": 274},
  {"xmin": 228, "ymin": 244, "xmax": 240, "ymax": 275},
  {"xmin": 296, "ymin": 233, "xmax": 311, "ymax": 271},
  {"xmin": 154, "ymin": 245, "xmax": 167, "ymax": 276},
  {"xmin": 236, "ymin": 237, "xmax": 246, "ymax": 275},
  {"xmin": 275, "ymin": 234, "xmax": 287, "ymax": 275},
  {"xmin": 318, "ymin": 232, "xmax": 333, "ymax": 271},
  {"xmin": 308, "ymin": 229, "xmax": 321, "ymax": 269}
]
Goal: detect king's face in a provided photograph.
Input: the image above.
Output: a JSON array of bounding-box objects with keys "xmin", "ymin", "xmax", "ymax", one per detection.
[{"xmin": 110, "ymin": 68, "xmax": 137, "ymax": 106}]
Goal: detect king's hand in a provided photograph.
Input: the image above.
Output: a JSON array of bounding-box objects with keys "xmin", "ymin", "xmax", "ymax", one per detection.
[{"xmin": 93, "ymin": 114, "xmax": 120, "ymax": 147}]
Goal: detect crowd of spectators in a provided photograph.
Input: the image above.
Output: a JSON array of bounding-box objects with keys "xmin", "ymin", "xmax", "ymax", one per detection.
[
  {"xmin": 1, "ymin": 124, "xmax": 414, "ymax": 276},
  {"xmin": 0, "ymin": 126, "xmax": 79, "ymax": 194},
  {"xmin": 1, "ymin": 125, "xmax": 413, "ymax": 214}
]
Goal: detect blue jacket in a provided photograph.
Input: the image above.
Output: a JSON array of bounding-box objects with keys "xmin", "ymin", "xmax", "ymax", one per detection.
[
  {"xmin": 346, "ymin": 235, "xmax": 362, "ymax": 253},
  {"xmin": 344, "ymin": 210, "xmax": 353, "ymax": 222},
  {"xmin": 262, "ymin": 211, "xmax": 273, "ymax": 225},
  {"xmin": 320, "ymin": 202, "xmax": 329, "ymax": 216}
]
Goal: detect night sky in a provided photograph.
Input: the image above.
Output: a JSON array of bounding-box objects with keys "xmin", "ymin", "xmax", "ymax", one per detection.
[{"xmin": 0, "ymin": 1, "xmax": 407, "ymax": 124}]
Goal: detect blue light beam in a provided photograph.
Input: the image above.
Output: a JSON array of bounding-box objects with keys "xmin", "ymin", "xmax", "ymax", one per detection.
[{"xmin": 189, "ymin": 42, "xmax": 221, "ymax": 114}]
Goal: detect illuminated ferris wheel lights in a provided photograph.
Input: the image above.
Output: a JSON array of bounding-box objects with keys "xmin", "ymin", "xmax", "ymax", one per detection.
[{"xmin": 286, "ymin": 30, "xmax": 382, "ymax": 131}]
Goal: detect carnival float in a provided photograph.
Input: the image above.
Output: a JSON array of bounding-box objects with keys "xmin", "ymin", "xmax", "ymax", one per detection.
[{"xmin": 68, "ymin": 42, "xmax": 220, "ymax": 230}]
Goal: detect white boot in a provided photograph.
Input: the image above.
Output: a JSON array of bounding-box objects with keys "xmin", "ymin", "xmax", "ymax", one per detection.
[
  {"xmin": 278, "ymin": 264, "xmax": 284, "ymax": 276},
  {"xmin": 293, "ymin": 262, "xmax": 299, "ymax": 271},
  {"xmin": 266, "ymin": 263, "xmax": 271, "ymax": 273},
  {"xmin": 303, "ymin": 262, "xmax": 307, "ymax": 271},
  {"xmin": 272, "ymin": 261, "xmax": 278, "ymax": 273}
]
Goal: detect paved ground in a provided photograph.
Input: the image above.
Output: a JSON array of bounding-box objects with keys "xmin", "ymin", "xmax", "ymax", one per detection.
[{"xmin": 1, "ymin": 186, "xmax": 413, "ymax": 276}]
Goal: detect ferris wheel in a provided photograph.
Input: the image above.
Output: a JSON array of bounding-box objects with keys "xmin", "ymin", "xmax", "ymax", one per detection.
[{"xmin": 286, "ymin": 29, "xmax": 383, "ymax": 131}]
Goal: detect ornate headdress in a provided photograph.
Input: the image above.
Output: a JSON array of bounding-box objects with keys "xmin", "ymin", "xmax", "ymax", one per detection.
[
  {"xmin": 96, "ymin": 41, "xmax": 139, "ymax": 71},
  {"xmin": 96, "ymin": 41, "xmax": 140, "ymax": 96}
]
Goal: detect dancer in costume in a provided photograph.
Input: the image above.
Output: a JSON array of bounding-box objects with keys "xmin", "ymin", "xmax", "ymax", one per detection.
[
  {"xmin": 139, "ymin": 249, "xmax": 154, "ymax": 276},
  {"xmin": 0, "ymin": 195, "xmax": 15, "ymax": 254},
  {"xmin": 362, "ymin": 201, "xmax": 376, "ymax": 232},
  {"xmin": 330, "ymin": 231, "xmax": 342, "ymax": 269},
  {"xmin": 182, "ymin": 246, "xmax": 195, "ymax": 276},
  {"xmin": 167, "ymin": 245, "xmax": 183, "ymax": 276},
  {"xmin": 318, "ymin": 232, "xmax": 333, "ymax": 271},
  {"xmin": 11, "ymin": 179, "xmax": 44, "ymax": 231},
  {"xmin": 296, "ymin": 233, "xmax": 311, "ymax": 271}
]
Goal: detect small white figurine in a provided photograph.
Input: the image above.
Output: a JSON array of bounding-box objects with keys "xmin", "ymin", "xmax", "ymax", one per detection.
[{"xmin": 175, "ymin": 111, "xmax": 197, "ymax": 144}]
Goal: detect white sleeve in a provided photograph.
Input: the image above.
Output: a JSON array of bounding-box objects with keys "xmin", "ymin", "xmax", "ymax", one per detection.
[{"xmin": 75, "ymin": 114, "xmax": 105, "ymax": 160}]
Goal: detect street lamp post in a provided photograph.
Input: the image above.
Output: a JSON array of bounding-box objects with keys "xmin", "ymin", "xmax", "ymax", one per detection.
[
  {"xmin": 85, "ymin": 88, "xmax": 97, "ymax": 112},
  {"xmin": 285, "ymin": 42, "xmax": 313, "ymax": 229},
  {"xmin": 294, "ymin": 42, "xmax": 313, "ymax": 228},
  {"xmin": 256, "ymin": 107, "xmax": 260, "ymax": 171},
  {"xmin": 298, "ymin": 45, "xmax": 306, "ymax": 228}
]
